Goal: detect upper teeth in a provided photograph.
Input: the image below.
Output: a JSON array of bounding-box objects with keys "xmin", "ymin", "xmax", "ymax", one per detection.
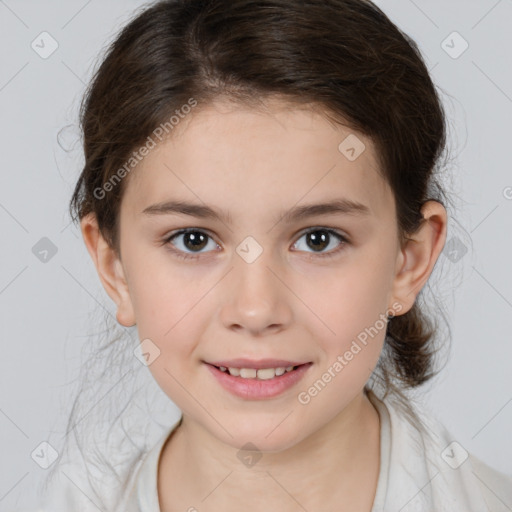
[{"xmin": 218, "ymin": 366, "xmax": 296, "ymax": 379}]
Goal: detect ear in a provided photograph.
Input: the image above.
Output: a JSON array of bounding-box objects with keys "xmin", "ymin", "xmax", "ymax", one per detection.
[
  {"xmin": 80, "ymin": 213, "xmax": 136, "ymax": 327},
  {"xmin": 389, "ymin": 200, "xmax": 447, "ymax": 315}
]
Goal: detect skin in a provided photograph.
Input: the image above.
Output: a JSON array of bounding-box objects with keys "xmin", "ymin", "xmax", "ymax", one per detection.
[{"xmin": 81, "ymin": 98, "xmax": 447, "ymax": 511}]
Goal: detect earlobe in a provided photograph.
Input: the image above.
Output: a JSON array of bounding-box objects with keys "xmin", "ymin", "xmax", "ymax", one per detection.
[
  {"xmin": 80, "ymin": 213, "xmax": 136, "ymax": 327},
  {"xmin": 389, "ymin": 200, "xmax": 447, "ymax": 315}
]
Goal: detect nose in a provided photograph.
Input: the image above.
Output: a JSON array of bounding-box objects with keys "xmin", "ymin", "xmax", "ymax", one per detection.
[{"xmin": 219, "ymin": 252, "xmax": 293, "ymax": 337}]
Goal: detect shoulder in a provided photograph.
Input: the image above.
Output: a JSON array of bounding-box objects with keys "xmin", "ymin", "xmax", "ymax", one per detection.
[
  {"xmin": 36, "ymin": 418, "xmax": 183, "ymax": 512},
  {"xmin": 36, "ymin": 447, "xmax": 145, "ymax": 512},
  {"xmin": 36, "ymin": 460, "xmax": 109, "ymax": 512},
  {"xmin": 469, "ymin": 453, "xmax": 512, "ymax": 512},
  {"xmin": 369, "ymin": 388, "xmax": 512, "ymax": 512}
]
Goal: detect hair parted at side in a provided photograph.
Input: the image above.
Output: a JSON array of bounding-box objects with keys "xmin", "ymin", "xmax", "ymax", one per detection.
[{"xmin": 58, "ymin": 0, "xmax": 454, "ymax": 505}]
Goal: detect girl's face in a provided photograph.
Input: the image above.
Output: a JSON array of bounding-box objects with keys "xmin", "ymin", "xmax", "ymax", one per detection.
[{"xmin": 104, "ymin": 99, "xmax": 412, "ymax": 450}]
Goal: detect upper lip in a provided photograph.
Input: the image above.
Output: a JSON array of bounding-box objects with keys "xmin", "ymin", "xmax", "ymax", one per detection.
[{"xmin": 206, "ymin": 359, "xmax": 311, "ymax": 369}]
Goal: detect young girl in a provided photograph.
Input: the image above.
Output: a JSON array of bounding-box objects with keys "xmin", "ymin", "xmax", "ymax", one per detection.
[{"xmin": 39, "ymin": 0, "xmax": 512, "ymax": 511}]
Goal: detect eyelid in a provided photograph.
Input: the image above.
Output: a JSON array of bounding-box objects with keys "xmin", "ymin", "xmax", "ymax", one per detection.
[
  {"xmin": 163, "ymin": 225, "xmax": 350, "ymax": 243},
  {"xmin": 163, "ymin": 226, "xmax": 350, "ymax": 260},
  {"xmin": 294, "ymin": 225, "xmax": 350, "ymax": 242},
  {"xmin": 162, "ymin": 227, "xmax": 221, "ymax": 261},
  {"xmin": 291, "ymin": 227, "xmax": 349, "ymax": 259}
]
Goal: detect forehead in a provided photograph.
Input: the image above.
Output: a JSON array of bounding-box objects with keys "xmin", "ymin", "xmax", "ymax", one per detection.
[{"xmin": 123, "ymin": 98, "xmax": 394, "ymax": 223}]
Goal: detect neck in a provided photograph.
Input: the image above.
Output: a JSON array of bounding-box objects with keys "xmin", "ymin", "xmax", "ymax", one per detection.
[{"xmin": 158, "ymin": 390, "xmax": 381, "ymax": 512}]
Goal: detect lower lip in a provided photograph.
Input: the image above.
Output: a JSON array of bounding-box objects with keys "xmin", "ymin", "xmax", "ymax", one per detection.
[{"xmin": 205, "ymin": 362, "xmax": 313, "ymax": 400}]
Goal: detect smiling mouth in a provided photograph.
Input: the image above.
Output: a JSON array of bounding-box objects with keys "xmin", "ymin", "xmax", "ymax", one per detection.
[{"xmin": 207, "ymin": 363, "xmax": 311, "ymax": 380}]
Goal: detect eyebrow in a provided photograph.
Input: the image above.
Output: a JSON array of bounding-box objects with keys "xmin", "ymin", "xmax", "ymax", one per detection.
[{"xmin": 142, "ymin": 198, "xmax": 371, "ymax": 224}]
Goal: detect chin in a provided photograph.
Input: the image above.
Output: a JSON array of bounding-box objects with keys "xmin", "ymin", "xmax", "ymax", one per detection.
[{"xmin": 213, "ymin": 417, "xmax": 308, "ymax": 454}]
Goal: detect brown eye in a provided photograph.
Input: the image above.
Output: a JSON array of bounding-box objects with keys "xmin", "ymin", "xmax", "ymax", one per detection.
[
  {"xmin": 292, "ymin": 228, "xmax": 348, "ymax": 257},
  {"xmin": 305, "ymin": 230, "xmax": 330, "ymax": 251},
  {"xmin": 180, "ymin": 231, "xmax": 208, "ymax": 251},
  {"xmin": 164, "ymin": 229, "xmax": 219, "ymax": 260}
]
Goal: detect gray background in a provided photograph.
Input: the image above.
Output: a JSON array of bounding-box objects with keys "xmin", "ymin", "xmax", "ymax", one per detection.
[{"xmin": 1, "ymin": 0, "xmax": 511, "ymax": 510}]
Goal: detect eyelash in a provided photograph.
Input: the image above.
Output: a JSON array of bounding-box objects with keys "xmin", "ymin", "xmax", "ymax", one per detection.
[{"xmin": 162, "ymin": 227, "xmax": 350, "ymax": 261}]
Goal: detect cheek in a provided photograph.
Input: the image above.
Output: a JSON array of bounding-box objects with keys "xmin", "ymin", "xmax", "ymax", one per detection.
[
  {"xmin": 294, "ymin": 263, "xmax": 391, "ymax": 416},
  {"xmin": 302, "ymin": 255, "xmax": 394, "ymax": 349},
  {"xmin": 125, "ymin": 246, "xmax": 205, "ymax": 337},
  {"xmin": 128, "ymin": 262, "xmax": 209, "ymax": 410},
  {"xmin": 133, "ymin": 285, "xmax": 208, "ymax": 358},
  {"xmin": 126, "ymin": 255, "xmax": 221, "ymax": 390}
]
